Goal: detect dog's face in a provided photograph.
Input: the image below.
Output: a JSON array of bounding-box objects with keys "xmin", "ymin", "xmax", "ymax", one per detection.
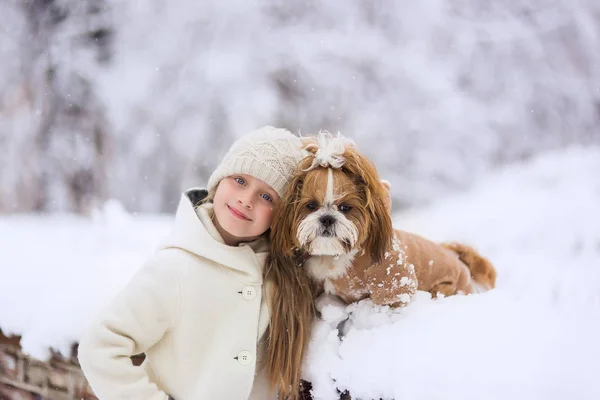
[
  {"xmin": 295, "ymin": 166, "xmax": 367, "ymax": 256},
  {"xmin": 270, "ymin": 139, "xmax": 394, "ymax": 266}
]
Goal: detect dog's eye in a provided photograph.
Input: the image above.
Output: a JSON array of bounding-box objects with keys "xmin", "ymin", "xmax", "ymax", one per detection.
[
  {"xmin": 306, "ymin": 202, "xmax": 318, "ymax": 210},
  {"xmin": 339, "ymin": 204, "xmax": 352, "ymax": 213}
]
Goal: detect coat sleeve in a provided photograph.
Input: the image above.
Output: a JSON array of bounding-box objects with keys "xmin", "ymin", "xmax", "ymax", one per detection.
[{"xmin": 78, "ymin": 254, "xmax": 180, "ymax": 400}]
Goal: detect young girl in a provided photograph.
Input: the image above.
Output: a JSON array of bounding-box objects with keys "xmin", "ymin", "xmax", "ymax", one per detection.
[{"xmin": 78, "ymin": 126, "xmax": 314, "ymax": 400}]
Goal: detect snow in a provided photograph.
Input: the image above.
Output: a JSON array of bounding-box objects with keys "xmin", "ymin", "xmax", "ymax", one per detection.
[
  {"xmin": 305, "ymin": 146, "xmax": 600, "ymax": 399},
  {"xmin": 1, "ymin": 146, "xmax": 600, "ymax": 399},
  {"xmin": 0, "ymin": 202, "xmax": 171, "ymax": 359}
]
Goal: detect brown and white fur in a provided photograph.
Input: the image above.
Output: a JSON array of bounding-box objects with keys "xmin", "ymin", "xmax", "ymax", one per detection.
[{"xmin": 270, "ymin": 132, "xmax": 497, "ymax": 308}]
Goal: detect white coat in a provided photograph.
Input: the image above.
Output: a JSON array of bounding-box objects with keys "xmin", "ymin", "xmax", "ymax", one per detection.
[{"xmin": 78, "ymin": 189, "xmax": 275, "ymax": 399}]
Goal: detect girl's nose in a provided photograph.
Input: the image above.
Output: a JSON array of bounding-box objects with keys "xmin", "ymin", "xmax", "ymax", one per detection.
[{"xmin": 238, "ymin": 192, "xmax": 253, "ymax": 209}]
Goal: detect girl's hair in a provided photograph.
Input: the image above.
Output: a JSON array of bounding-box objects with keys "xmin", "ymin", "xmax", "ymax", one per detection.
[
  {"xmin": 205, "ymin": 180, "xmax": 316, "ymax": 398},
  {"xmin": 264, "ymin": 223, "xmax": 317, "ymax": 398}
]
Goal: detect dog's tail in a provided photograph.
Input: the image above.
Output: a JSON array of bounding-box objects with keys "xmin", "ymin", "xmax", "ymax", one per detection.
[{"xmin": 442, "ymin": 242, "xmax": 497, "ymax": 293}]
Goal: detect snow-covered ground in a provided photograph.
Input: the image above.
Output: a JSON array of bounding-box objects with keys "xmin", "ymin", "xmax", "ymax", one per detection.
[
  {"xmin": 305, "ymin": 146, "xmax": 600, "ymax": 399},
  {"xmin": 1, "ymin": 146, "xmax": 599, "ymax": 399},
  {"xmin": 0, "ymin": 202, "xmax": 171, "ymax": 358}
]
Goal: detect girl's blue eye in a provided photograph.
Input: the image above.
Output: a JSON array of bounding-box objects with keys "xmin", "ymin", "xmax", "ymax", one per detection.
[
  {"xmin": 261, "ymin": 193, "xmax": 272, "ymax": 202},
  {"xmin": 234, "ymin": 177, "xmax": 245, "ymax": 185}
]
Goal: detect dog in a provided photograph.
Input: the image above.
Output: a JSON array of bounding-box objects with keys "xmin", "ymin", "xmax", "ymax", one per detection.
[{"xmin": 270, "ymin": 132, "xmax": 497, "ymax": 308}]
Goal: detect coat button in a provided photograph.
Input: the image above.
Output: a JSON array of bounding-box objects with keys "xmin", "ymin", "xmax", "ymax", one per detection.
[
  {"xmin": 241, "ymin": 286, "xmax": 257, "ymax": 300},
  {"xmin": 237, "ymin": 350, "xmax": 253, "ymax": 365}
]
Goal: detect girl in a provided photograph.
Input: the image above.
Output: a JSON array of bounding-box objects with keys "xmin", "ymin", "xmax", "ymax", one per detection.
[{"xmin": 78, "ymin": 126, "xmax": 315, "ymax": 400}]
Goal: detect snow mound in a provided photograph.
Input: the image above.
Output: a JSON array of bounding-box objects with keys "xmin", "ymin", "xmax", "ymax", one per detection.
[{"xmin": 304, "ymin": 146, "xmax": 600, "ymax": 399}]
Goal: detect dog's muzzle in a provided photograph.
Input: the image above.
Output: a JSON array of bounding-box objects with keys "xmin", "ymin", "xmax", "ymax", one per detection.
[{"xmin": 319, "ymin": 215, "xmax": 336, "ymax": 237}]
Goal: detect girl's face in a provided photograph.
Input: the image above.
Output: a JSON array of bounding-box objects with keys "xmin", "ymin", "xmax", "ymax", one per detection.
[{"xmin": 212, "ymin": 174, "xmax": 280, "ymax": 246}]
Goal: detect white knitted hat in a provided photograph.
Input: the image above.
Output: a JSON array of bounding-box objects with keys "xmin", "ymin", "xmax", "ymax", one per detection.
[{"xmin": 207, "ymin": 126, "xmax": 307, "ymax": 197}]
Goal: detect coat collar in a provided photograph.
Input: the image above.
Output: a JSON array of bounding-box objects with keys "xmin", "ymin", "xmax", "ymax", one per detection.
[{"xmin": 160, "ymin": 188, "xmax": 267, "ymax": 284}]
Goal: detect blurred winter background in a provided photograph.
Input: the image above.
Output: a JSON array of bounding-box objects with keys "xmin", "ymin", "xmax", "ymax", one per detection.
[
  {"xmin": 1, "ymin": 0, "xmax": 600, "ymax": 399},
  {"xmin": 1, "ymin": 0, "xmax": 598, "ymax": 213}
]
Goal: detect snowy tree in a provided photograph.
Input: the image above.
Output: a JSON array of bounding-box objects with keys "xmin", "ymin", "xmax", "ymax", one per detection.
[
  {"xmin": 0, "ymin": 0, "xmax": 113, "ymax": 213},
  {"xmin": 1, "ymin": 0, "xmax": 598, "ymax": 213}
]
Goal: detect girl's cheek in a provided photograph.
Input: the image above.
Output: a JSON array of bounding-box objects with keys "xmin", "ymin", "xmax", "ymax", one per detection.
[{"xmin": 263, "ymin": 208, "xmax": 275, "ymax": 222}]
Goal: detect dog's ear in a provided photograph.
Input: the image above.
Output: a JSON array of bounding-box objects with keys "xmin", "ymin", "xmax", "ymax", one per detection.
[
  {"xmin": 350, "ymin": 155, "xmax": 394, "ymax": 265},
  {"xmin": 364, "ymin": 184, "xmax": 394, "ymax": 265},
  {"xmin": 269, "ymin": 174, "xmax": 304, "ymax": 258}
]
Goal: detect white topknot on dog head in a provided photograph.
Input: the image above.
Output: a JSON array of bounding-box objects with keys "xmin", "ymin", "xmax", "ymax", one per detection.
[{"xmin": 303, "ymin": 131, "xmax": 355, "ymax": 171}]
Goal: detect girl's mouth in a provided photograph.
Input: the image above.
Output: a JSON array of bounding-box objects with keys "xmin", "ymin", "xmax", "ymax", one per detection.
[{"xmin": 227, "ymin": 205, "xmax": 251, "ymax": 221}]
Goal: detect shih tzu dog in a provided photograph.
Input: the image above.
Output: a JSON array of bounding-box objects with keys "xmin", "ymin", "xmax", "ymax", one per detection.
[{"xmin": 270, "ymin": 132, "xmax": 497, "ymax": 308}]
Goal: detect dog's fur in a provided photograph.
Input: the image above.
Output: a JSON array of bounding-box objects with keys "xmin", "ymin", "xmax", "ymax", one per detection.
[{"xmin": 270, "ymin": 132, "xmax": 497, "ymax": 308}]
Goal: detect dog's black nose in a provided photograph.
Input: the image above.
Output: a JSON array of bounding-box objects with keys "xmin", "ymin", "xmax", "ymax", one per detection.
[{"xmin": 319, "ymin": 215, "xmax": 336, "ymax": 227}]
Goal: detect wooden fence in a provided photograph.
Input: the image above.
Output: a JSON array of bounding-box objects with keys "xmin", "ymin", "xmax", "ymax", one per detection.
[{"xmin": 0, "ymin": 330, "xmax": 96, "ymax": 400}]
